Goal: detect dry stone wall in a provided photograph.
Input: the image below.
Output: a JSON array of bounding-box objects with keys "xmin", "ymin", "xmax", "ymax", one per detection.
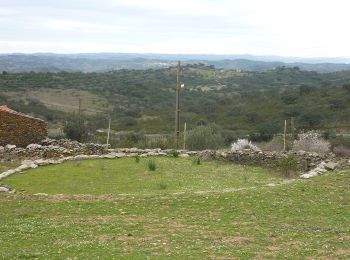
[{"xmin": 0, "ymin": 109, "xmax": 48, "ymax": 147}]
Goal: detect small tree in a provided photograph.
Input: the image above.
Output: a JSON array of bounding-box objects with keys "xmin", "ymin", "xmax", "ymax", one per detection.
[
  {"xmin": 186, "ymin": 124, "xmax": 224, "ymax": 151},
  {"xmin": 63, "ymin": 120, "xmax": 88, "ymax": 142}
]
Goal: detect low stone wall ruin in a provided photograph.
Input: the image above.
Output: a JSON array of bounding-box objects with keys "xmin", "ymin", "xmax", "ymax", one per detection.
[{"xmin": 0, "ymin": 138, "xmax": 337, "ymax": 172}]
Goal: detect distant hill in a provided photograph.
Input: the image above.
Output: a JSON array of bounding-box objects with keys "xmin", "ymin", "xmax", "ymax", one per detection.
[{"xmin": 0, "ymin": 53, "xmax": 350, "ymax": 73}]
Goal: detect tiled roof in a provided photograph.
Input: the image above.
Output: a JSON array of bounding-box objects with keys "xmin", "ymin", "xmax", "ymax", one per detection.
[{"xmin": 0, "ymin": 105, "xmax": 45, "ymax": 121}]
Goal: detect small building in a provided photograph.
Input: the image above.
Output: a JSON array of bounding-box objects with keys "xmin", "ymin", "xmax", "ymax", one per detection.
[{"xmin": 0, "ymin": 105, "xmax": 48, "ymax": 147}]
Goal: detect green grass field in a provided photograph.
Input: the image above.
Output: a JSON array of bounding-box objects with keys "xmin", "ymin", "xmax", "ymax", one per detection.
[{"xmin": 0, "ymin": 158, "xmax": 349, "ymax": 259}]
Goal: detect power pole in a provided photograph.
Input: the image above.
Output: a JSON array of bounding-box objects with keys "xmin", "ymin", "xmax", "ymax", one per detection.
[{"xmin": 175, "ymin": 61, "xmax": 181, "ymax": 149}]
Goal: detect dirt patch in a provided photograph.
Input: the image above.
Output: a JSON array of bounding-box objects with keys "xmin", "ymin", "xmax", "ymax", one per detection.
[{"xmin": 4, "ymin": 88, "xmax": 109, "ymax": 115}]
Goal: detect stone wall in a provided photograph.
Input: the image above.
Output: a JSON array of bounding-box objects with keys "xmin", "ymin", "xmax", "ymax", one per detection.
[
  {"xmin": 0, "ymin": 108, "xmax": 48, "ymax": 147},
  {"xmin": 198, "ymin": 150, "xmax": 336, "ymax": 171}
]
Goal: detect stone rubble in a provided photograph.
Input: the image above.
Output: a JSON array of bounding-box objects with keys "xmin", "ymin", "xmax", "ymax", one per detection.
[{"xmin": 300, "ymin": 161, "xmax": 338, "ymax": 179}]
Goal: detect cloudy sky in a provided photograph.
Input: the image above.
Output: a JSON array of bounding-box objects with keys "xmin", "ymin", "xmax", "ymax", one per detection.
[{"xmin": 0, "ymin": 0, "xmax": 349, "ymax": 57}]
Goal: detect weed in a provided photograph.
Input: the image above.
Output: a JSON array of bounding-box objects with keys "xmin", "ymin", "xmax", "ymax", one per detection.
[
  {"xmin": 100, "ymin": 162, "xmax": 106, "ymax": 171},
  {"xmin": 278, "ymin": 155, "xmax": 298, "ymax": 178},
  {"xmin": 72, "ymin": 160, "xmax": 81, "ymax": 167},
  {"xmin": 158, "ymin": 182, "xmax": 168, "ymax": 190},
  {"xmin": 135, "ymin": 155, "xmax": 140, "ymax": 163},
  {"xmin": 192, "ymin": 157, "xmax": 201, "ymax": 165},
  {"xmin": 148, "ymin": 160, "xmax": 157, "ymax": 171}
]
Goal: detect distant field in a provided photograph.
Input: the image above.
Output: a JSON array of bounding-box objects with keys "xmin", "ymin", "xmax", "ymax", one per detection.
[
  {"xmin": 4, "ymin": 88, "xmax": 109, "ymax": 115},
  {"xmin": 0, "ymin": 158, "xmax": 349, "ymax": 259}
]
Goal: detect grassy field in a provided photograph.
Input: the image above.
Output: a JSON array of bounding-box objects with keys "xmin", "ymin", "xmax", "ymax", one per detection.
[
  {"xmin": 2, "ymin": 157, "xmax": 282, "ymax": 195},
  {"xmin": 0, "ymin": 158, "xmax": 349, "ymax": 259}
]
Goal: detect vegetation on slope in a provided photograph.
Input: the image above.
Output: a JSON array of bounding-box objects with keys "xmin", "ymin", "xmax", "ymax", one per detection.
[{"xmin": 1, "ymin": 65, "xmax": 350, "ymax": 146}]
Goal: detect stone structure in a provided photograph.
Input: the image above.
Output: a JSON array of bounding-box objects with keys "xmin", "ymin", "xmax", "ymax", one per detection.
[{"xmin": 0, "ymin": 105, "xmax": 48, "ymax": 147}]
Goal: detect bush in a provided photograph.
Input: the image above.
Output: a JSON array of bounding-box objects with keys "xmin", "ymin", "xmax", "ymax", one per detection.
[
  {"xmin": 333, "ymin": 145, "xmax": 350, "ymax": 158},
  {"xmin": 192, "ymin": 157, "xmax": 201, "ymax": 165},
  {"xmin": 330, "ymin": 135, "xmax": 350, "ymax": 149},
  {"xmin": 249, "ymin": 123, "xmax": 280, "ymax": 142},
  {"xmin": 63, "ymin": 120, "xmax": 88, "ymax": 142},
  {"xmin": 186, "ymin": 125, "xmax": 224, "ymax": 151},
  {"xmin": 148, "ymin": 160, "xmax": 156, "ymax": 171},
  {"xmin": 231, "ymin": 139, "xmax": 260, "ymax": 152},
  {"xmin": 158, "ymin": 182, "xmax": 168, "ymax": 190},
  {"xmin": 293, "ymin": 131, "xmax": 330, "ymax": 154},
  {"xmin": 278, "ymin": 155, "xmax": 298, "ymax": 178},
  {"xmin": 135, "ymin": 155, "xmax": 140, "ymax": 163},
  {"xmin": 170, "ymin": 149, "xmax": 179, "ymax": 158}
]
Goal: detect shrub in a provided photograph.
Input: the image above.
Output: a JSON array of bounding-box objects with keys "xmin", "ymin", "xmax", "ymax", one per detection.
[
  {"xmin": 192, "ymin": 157, "xmax": 201, "ymax": 165},
  {"xmin": 186, "ymin": 125, "xmax": 224, "ymax": 151},
  {"xmin": 144, "ymin": 136, "xmax": 172, "ymax": 149},
  {"xmin": 231, "ymin": 139, "xmax": 260, "ymax": 152},
  {"xmin": 158, "ymin": 182, "xmax": 168, "ymax": 190},
  {"xmin": 293, "ymin": 131, "xmax": 330, "ymax": 153},
  {"xmin": 330, "ymin": 135, "xmax": 350, "ymax": 149},
  {"xmin": 72, "ymin": 160, "xmax": 81, "ymax": 167},
  {"xmin": 148, "ymin": 160, "xmax": 156, "ymax": 171},
  {"xmin": 333, "ymin": 145, "xmax": 350, "ymax": 158},
  {"xmin": 170, "ymin": 149, "xmax": 179, "ymax": 158},
  {"xmin": 260, "ymin": 135, "xmax": 293, "ymax": 152},
  {"xmin": 135, "ymin": 155, "xmax": 140, "ymax": 163},
  {"xmin": 63, "ymin": 120, "xmax": 88, "ymax": 142},
  {"xmin": 278, "ymin": 155, "xmax": 298, "ymax": 178}
]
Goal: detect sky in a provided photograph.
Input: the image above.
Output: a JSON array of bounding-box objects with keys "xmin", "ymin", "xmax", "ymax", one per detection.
[{"xmin": 0, "ymin": 0, "xmax": 349, "ymax": 57}]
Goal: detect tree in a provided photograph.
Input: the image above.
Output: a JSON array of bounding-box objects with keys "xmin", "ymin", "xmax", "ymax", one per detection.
[
  {"xmin": 186, "ymin": 124, "xmax": 224, "ymax": 150},
  {"xmin": 63, "ymin": 120, "xmax": 88, "ymax": 142},
  {"xmin": 343, "ymin": 84, "xmax": 350, "ymax": 94}
]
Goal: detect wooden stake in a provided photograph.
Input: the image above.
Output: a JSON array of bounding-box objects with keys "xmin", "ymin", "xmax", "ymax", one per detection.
[
  {"xmin": 175, "ymin": 61, "xmax": 181, "ymax": 149},
  {"xmin": 183, "ymin": 122, "xmax": 187, "ymax": 150},
  {"xmin": 106, "ymin": 117, "xmax": 111, "ymax": 146},
  {"xmin": 283, "ymin": 119, "xmax": 287, "ymax": 151}
]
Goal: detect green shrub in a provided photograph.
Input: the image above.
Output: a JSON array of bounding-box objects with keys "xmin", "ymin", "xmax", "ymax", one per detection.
[
  {"xmin": 170, "ymin": 149, "xmax": 179, "ymax": 158},
  {"xmin": 158, "ymin": 182, "xmax": 168, "ymax": 190},
  {"xmin": 135, "ymin": 155, "xmax": 140, "ymax": 163},
  {"xmin": 192, "ymin": 157, "xmax": 201, "ymax": 165},
  {"xmin": 278, "ymin": 155, "xmax": 298, "ymax": 178},
  {"xmin": 330, "ymin": 135, "xmax": 350, "ymax": 149},
  {"xmin": 186, "ymin": 124, "xmax": 224, "ymax": 151},
  {"xmin": 148, "ymin": 160, "xmax": 157, "ymax": 171}
]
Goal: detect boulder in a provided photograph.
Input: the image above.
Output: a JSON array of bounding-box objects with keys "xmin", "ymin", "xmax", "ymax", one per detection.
[
  {"xmin": 324, "ymin": 162, "xmax": 337, "ymax": 171},
  {"xmin": 0, "ymin": 186, "xmax": 10, "ymax": 192},
  {"xmin": 5, "ymin": 144, "xmax": 16, "ymax": 150}
]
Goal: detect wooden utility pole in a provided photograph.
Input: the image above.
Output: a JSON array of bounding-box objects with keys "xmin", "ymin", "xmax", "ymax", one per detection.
[
  {"xmin": 106, "ymin": 117, "xmax": 111, "ymax": 146},
  {"xmin": 175, "ymin": 61, "xmax": 181, "ymax": 149},
  {"xmin": 283, "ymin": 119, "xmax": 287, "ymax": 151}
]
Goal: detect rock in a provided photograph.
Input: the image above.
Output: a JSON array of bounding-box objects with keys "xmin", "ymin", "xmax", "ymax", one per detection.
[
  {"xmin": 26, "ymin": 143, "xmax": 43, "ymax": 149},
  {"xmin": 179, "ymin": 154, "xmax": 190, "ymax": 158},
  {"xmin": 324, "ymin": 162, "xmax": 337, "ymax": 171},
  {"xmin": 5, "ymin": 144, "xmax": 16, "ymax": 150},
  {"xmin": 0, "ymin": 186, "xmax": 10, "ymax": 192},
  {"xmin": 33, "ymin": 193, "xmax": 48, "ymax": 196},
  {"xmin": 103, "ymin": 153, "xmax": 117, "ymax": 159}
]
